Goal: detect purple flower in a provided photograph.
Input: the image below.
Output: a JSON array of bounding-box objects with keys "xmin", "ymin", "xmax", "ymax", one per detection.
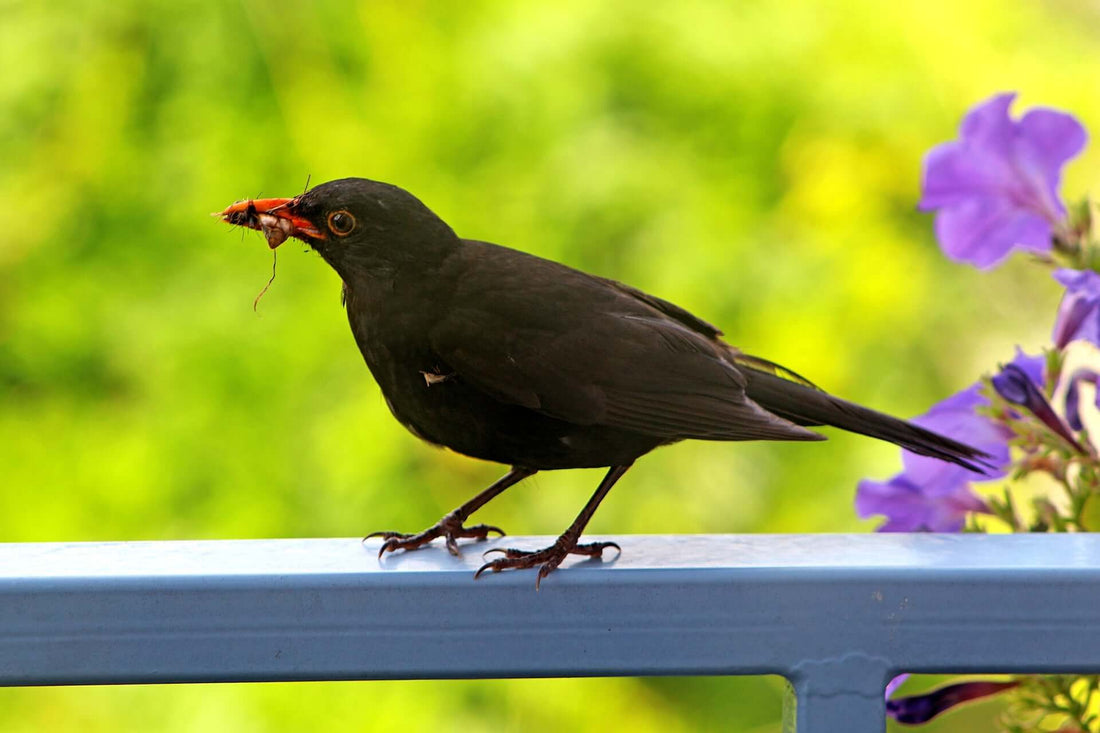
[
  {"xmin": 991, "ymin": 364, "xmax": 1044, "ymax": 407},
  {"xmin": 1006, "ymin": 348, "xmax": 1046, "ymax": 387},
  {"xmin": 886, "ymin": 680, "xmax": 1019, "ymax": 724},
  {"xmin": 993, "ymin": 358, "xmax": 1086, "ymax": 452},
  {"xmin": 856, "ymin": 349, "xmax": 1042, "ymax": 532},
  {"xmin": 1053, "ymin": 269, "xmax": 1100, "ymax": 349},
  {"xmin": 856, "ymin": 385, "xmax": 1007, "ymax": 532},
  {"xmin": 919, "ymin": 92, "xmax": 1087, "ymax": 269}
]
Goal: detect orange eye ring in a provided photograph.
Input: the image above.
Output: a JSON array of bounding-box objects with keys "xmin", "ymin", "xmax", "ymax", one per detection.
[{"xmin": 328, "ymin": 210, "xmax": 356, "ymax": 236}]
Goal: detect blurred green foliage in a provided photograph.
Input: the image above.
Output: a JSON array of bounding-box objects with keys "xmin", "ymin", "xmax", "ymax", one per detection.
[{"xmin": 2, "ymin": 0, "xmax": 1099, "ymax": 730}]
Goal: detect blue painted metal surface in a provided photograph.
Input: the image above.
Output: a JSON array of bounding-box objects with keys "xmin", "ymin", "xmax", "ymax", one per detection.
[{"xmin": 1, "ymin": 534, "xmax": 1099, "ymax": 732}]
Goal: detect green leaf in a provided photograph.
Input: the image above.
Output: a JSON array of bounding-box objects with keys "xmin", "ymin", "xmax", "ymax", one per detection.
[{"xmin": 1079, "ymin": 492, "xmax": 1100, "ymax": 532}]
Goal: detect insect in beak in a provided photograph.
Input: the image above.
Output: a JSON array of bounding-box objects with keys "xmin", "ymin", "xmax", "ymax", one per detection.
[{"xmin": 216, "ymin": 198, "xmax": 326, "ymax": 249}]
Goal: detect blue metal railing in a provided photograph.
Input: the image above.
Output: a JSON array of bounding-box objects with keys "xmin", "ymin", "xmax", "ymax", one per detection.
[{"xmin": 2, "ymin": 534, "xmax": 1099, "ymax": 732}]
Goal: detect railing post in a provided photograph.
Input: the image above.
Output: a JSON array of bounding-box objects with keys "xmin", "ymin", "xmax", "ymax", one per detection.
[{"xmin": 783, "ymin": 655, "xmax": 889, "ymax": 732}]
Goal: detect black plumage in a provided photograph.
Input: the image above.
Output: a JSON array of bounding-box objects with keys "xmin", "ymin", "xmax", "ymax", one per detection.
[{"xmin": 220, "ymin": 178, "xmax": 989, "ymax": 586}]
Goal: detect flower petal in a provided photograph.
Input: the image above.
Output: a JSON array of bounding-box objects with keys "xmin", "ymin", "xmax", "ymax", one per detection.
[
  {"xmin": 934, "ymin": 197, "xmax": 1051, "ymax": 269},
  {"xmin": 1018, "ymin": 109, "xmax": 1089, "ymax": 176},
  {"xmin": 1054, "ymin": 268, "xmax": 1100, "ymax": 291},
  {"xmin": 1010, "ymin": 347, "xmax": 1046, "ymax": 386},
  {"xmin": 919, "ymin": 143, "xmax": 1008, "ymax": 209},
  {"xmin": 959, "ymin": 92, "xmax": 1017, "ymax": 152},
  {"xmin": 1052, "ymin": 269, "xmax": 1100, "ymax": 348},
  {"xmin": 856, "ymin": 473, "xmax": 988, "ymax": 532},
  {"xmin": 885, "ymin": 674, "xmax": 910, "ymax": 700},
  {"xmin": 907, "ymin": 383, "xmax": 1013, "ymax": 478}
]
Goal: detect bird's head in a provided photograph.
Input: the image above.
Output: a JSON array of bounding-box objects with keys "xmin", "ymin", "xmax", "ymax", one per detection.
[{"xmin": 218, "ymin": 178, "xmax": 458, "ymax": 280}]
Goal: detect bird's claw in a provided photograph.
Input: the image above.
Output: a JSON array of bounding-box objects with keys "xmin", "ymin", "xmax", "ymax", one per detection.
[
  {"xmin": 475, "ymin": 540, "xmax": 621, "ymax": 589},
  {"xmin": 364, "ymin": 516, "xmax": 505, "ymax": 558}
]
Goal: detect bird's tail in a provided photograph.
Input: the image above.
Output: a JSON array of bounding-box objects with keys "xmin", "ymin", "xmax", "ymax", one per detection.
[{"xmin": 738, "ymin": 363, "xmax": 993, "ymax": 473}]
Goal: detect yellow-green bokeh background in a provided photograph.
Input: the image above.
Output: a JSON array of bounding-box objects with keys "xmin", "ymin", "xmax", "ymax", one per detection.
[{"xmin": 3, "ymin": 1, "xmax": 1099, "ymax": 730}]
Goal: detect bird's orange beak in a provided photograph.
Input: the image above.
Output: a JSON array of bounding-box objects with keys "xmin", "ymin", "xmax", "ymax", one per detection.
[{"xmin": 216, "ymin": 197, "xmax": 327, "ymax": 249}]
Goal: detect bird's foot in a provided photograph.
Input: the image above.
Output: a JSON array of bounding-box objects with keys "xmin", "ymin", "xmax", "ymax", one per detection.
[
  {"xmin": 365, "ymin": 512, "xmax": 505, "ymax": 557},
  {"xmin": 474, "ymin": 539, "xmax": 621, "ymax": 589}
]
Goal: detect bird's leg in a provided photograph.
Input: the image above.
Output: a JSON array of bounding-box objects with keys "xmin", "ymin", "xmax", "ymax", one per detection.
[
  {"xmin": 367, "ymin": 466, "xmax": 536, "ymax": 557},
  {"xmin": 475, "ymin": 464, "xmax": 631, "ymax": 589}
]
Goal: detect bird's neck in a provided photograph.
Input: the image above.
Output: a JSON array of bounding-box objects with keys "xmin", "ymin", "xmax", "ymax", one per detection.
[{"xmin": 340, "ymin": 243, "xmax": 456, "ymax": 339}]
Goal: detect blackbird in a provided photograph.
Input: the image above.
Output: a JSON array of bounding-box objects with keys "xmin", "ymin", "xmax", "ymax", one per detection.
[{"xmin": 219, "ymin": 178, "xmax": 989, "ymax": 586}]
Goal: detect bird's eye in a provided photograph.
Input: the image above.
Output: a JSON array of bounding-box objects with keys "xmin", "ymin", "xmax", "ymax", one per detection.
[{"xmin": 327, "ymin": 210, "xmax": 356, "ymax": 236}]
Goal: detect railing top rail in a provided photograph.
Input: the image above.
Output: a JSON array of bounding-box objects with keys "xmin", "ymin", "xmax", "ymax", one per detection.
[{"xmin": 3, "ymin": 533, "xmax": 1096, "ymax": 578}]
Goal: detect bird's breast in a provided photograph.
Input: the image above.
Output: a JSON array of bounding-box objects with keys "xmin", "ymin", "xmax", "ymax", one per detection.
[{"xmin": 341, "ymin": 281, "xmax": 664, "ymax": 468}]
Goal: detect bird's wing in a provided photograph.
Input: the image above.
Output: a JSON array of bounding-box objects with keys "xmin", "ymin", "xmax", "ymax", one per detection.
[{"xmin": 429, "ymin": 252, "xmax": 819, "ymax": 442}]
